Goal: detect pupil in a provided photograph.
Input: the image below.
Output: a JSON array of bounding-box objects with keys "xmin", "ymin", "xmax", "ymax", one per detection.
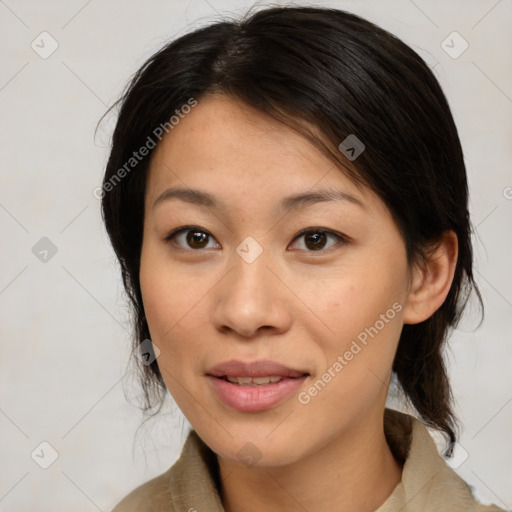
[
  {"xmin": 187, "ymin": 231, "xmax": 208, "ymax": 248},
  {"xmin": 306, "ymin": 232, "xmax": 326, "ymax": 250}
]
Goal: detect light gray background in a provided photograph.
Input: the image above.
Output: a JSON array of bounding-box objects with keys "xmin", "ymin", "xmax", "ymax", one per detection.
[{"xmin": 1, "ymin": 0, "xmax": 511, "ymax": 510}]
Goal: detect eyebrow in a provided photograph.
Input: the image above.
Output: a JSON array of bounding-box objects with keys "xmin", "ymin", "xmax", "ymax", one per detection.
[{"xmin": 152, "ymin": 186, "xmax": 365, "ymax": 212}]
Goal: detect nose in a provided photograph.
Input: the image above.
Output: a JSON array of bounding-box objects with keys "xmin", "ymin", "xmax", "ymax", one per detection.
[{"xmin": 211, "ymin": 248, "xmax": 292, "ymax": 339}]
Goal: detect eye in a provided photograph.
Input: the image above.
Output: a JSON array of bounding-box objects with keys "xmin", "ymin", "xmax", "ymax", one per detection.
[
  {"xmin": 289, "ymin": 228, "xmax": 348, "ymax": 252},
  {"xmin": 163, "ymin": 226, "xmax": 349, "ymax": 252},
  {"xmin": 164, "ymin": 225, "xmax": 220, "ymax": 250}
]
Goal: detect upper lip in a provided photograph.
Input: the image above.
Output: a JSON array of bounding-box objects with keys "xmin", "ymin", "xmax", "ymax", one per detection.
[{"xmin": 206, "ymin": 359, "xmax": 309, "ymax": 378}]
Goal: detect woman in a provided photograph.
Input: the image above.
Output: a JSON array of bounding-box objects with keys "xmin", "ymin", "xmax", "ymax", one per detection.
[{"xmin": 101, "ymin": 6, "xmax": 505, "ymax": 511}]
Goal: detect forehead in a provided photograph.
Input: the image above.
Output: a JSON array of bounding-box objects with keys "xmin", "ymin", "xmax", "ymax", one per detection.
[{"xmin": 145, "ymin": 94, "xmax": 371, "ymax": 211}]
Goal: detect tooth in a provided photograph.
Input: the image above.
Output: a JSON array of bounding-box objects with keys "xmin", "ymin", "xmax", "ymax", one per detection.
[
  {"xmin": 252, "ymin": 376, "xmax": 271, "ymax": 385},
  {"xmin": 226, "ymin": 376, "xmax": 252, "ymax": 384},
  {"xmin": 224, "ymin": 376, "xmax": 284, "ymax": 385}
]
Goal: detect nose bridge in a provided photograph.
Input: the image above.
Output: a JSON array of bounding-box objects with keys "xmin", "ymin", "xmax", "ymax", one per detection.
[
  {"xmin": 212, "ymin": 239, "xmax": 290, "ymax": 337},
  {"xmin": 233, "ymin": 242, "xmax": 271, "ymax": 293}
]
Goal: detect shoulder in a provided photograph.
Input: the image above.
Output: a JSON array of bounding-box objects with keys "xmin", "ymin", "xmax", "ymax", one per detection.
[
  {"xmin": 383, "ymin": 408, "xmax": 507, "ymax": 512},
  {"xmin": 111, "ymin": 429, "xmax": 223, "ymax": 512},
  {"xmin": 111, "ymin": 467, "xmax": 175, "ymax": 512}
]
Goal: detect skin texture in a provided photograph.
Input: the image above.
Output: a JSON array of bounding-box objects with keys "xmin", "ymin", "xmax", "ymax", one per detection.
[{"xmin": 139, "ymin": 94, "xmax": 458, "ymax": 512}]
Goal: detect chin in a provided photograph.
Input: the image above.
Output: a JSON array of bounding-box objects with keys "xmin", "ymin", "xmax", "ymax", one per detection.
[{"xmin": 205, "ymin": 429, "xmax": 307, "ymax": 469}]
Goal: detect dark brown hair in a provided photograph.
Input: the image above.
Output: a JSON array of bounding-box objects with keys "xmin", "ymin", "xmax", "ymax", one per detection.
[{"xmin": 100, "ymin": 5, "xmax": 483, "ymax": 456}]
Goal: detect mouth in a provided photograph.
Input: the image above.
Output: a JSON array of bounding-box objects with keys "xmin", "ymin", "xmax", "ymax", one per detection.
[{"xmin": 206, "ymin": 360, "xmax": 310, "ymax": 412}]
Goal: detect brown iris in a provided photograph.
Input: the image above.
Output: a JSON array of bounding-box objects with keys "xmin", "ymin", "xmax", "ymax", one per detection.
[
  {"xmin": 187, "ymin": 230, "xmax": 209, "ymax": 249},
  {"xmin": 304, "ymin": 232, "xmax": 327, "ymax": 250}
]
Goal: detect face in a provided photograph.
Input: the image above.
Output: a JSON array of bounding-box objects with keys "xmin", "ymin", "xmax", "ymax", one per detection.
[{"xmin": 140, "ymin": 94, "xmax": 413, "ymax": 468}]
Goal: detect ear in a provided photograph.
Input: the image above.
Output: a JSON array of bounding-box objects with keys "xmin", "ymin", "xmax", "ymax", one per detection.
[{"xmin": 402, "ymin": 230, "xmax": 458, "ymax": 325}]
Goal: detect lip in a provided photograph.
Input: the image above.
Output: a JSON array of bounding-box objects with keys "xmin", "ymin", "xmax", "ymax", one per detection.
[
  {"xmin": 206, "ymin": 359, "xmax": 308, "ymax": 378},
  {"xmin": 206, "ymin": 359, "xmax": 309, "ymax": 412},
  {"xmin": 207, "ymin": 375, "xmax": 308, "ymax": 412}
]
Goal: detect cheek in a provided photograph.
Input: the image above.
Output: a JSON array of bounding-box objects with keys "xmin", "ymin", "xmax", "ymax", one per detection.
[
  {"xmin": 139, "ymin": 264, "xmax": 202, "ymax": 411},
  {"xmin": 139, "ymin": 245, "xmax": 215, "ymax": 380},
  {"xmin": 139, "ymin": 248, "xmax": 191, "ymax": 381},
  {"xmin": 304, "ymin": 259, "xmax": 407, "ymax": 384},
  {"xmin": 140, "ymin": 243, "xmax": 199, "ymax": 337},
  {"xmin": 299, "ymin": 291, "xmax": 404, "ymax": 424},
  {"xmin": 139, "ymin": 263, "xmax": 169, "ymax": 339},
  {"xmin": 311, "ymin": 269, "xmax": 404, "ymax": 337}
]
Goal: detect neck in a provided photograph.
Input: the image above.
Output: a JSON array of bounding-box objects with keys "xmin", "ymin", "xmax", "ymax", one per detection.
[{"xmin": 217, "ymin": 408, "xmax": 403, "ymax": 512}]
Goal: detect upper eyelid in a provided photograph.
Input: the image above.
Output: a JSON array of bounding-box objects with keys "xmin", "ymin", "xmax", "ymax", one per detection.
[
  {"xmin": 164, "ymin": 225, "xmax": 210, "ymax": 240},
  {"xmin": 293, "ymin": 227, "xmax": 348, "ymax": 241}
]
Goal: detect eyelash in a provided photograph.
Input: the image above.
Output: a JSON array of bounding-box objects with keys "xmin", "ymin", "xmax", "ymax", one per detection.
[{"xmin": 163, "ymin": 225, "xmax": 350, "ymax": 252}]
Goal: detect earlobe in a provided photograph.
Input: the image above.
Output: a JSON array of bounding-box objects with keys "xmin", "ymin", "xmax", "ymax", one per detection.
[{"xmin": 402, "ymin": 230, "xmax": 458, "ymax": 325}]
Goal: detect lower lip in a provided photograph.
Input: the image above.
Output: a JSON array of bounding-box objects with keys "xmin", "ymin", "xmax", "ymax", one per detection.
[{"xmin": 207, "ymin": 375, "xmax": 308, "ymax": 412}]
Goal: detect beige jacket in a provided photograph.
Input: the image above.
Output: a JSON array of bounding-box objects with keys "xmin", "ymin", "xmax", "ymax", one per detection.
[{"xmin": 112, "ymin": 408, "xmax": 506, "ymax": 511}]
